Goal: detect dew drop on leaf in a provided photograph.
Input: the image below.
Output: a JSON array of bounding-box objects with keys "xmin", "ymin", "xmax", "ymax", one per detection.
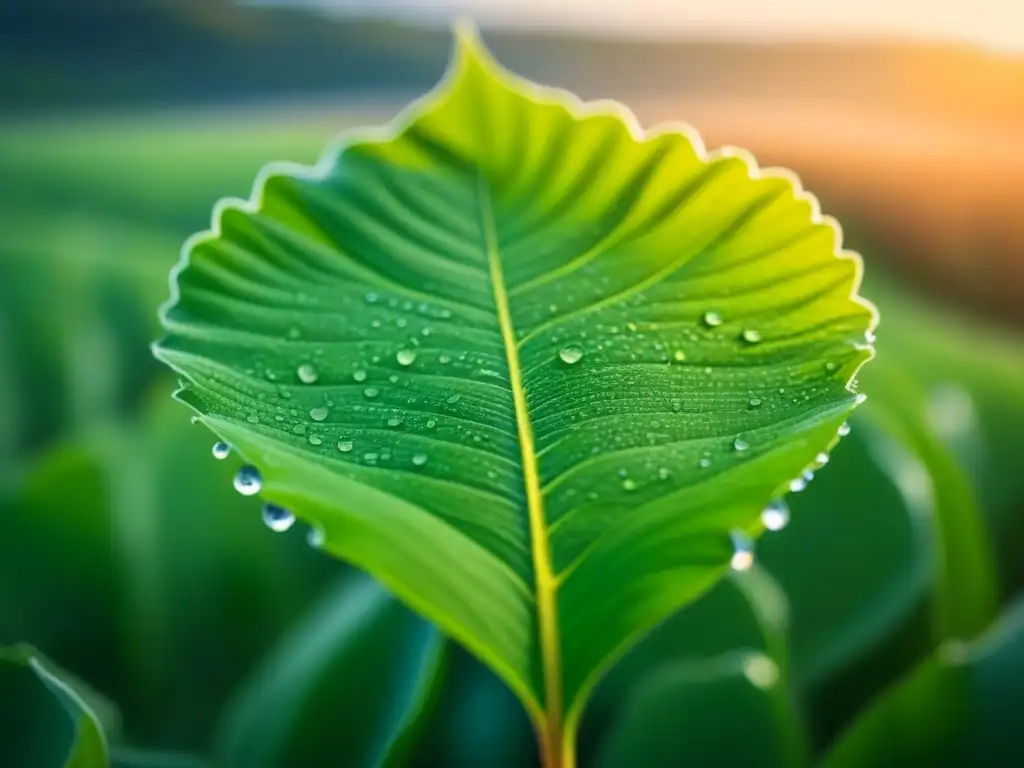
[
  {"xmin": 287, "ymin": 327, "xmax": 301, "ymax": 340},
  {"xmin": 307, "ymin": 526, "xmax": 325, "ymax": 548},
  {"xmin": 672, "ymin": 349, "xmax": 686, "ymax": 362},
  {"xmin": 337, "ymin": 439, "xmax": 353, "ymax": 453},
  {"xmin": 702, "ymin": 311, "xmax": 723, "ymax": 328},
  {"xmin": 309, "ymin": 406, "xmax": 329, "ymax": 422},
  {"xmin": 397, "ymin": 349, "xmax": 417, "ymax": 366},
  {"xmin": 447, "ymin": 393, "xmax": 462, "ymax": 404},
  {"xmin": 412, "ymin": 452, "xmax": 429, "ymax": 467},
  {"xmin": 815, "ymin": 452, "xmax": 830, "ymax": 467},
  {"xmin": 621, "ymin": 478, "xmax": 638, "ymax": 491},
  {"xmin": 730, "ymin": 530, "xmax": 755, "ymax": 572},
  {"xmin": 261, "ymin": 503, "xmax": 294, "ymax": 532},
  {"xmin": 212, "ymin": 441, "xmax": 231, "ymax": 460},
  {"xmin": 733, "ymin": 437, "xmax": 750, "ymax": 452},
  {"xmin": 699, "ymin": 457, "xmax": 712, "ymax": 469},
  {"xmin": 789, "ymin": 475, "xmax": 808, "ymax": 493},
  {"xmin": 748, "ymin": 397, "xmax": 762, "ymax": 408},
  {"xmin": 741, "ymin": 329, "xmax": 762, "ymax": 344},
  {"xmin": 364, "ymin": 292, "xmax": 379, "ymax": 304},
  {"xmin": 308, "ymin": 434, "xmax": 323, "ymax": 446},
  {"xmin": 559, "ymin": 345, "xmax": 584, "ymax": 365},
  {"xmin": 838, "ymin": 422, "xmax": 851, "ymax": 437},
  {"xmin": 296, "ymin": 363, "xmax": 318, "ymax": 384},
  {"xmin": 233, "ymin": 465, "xmax": 262, "ymax": 496},
  {"xmin": 761, "ymin": 499, "xmax": 790, "ymax": 531},
  {"xmin": 246, "ymin": 413, "xmax": 260, "ymax": 424},
  {"xmin": 352, "ymin": 369, "xmax": 368, "ymax": 383},
  {"xmin": 387, "ymin": 416, "xmax": 403, "ymax": 428},
  {"xmin": 364, "ymin": 387, "xmax": 380, "ymax": 400}
]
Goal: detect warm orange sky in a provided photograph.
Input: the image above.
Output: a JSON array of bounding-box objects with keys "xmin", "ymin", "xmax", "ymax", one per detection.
[{"xmin": 309, "ymin": 0, "xmax": 1024, "ymax": 52}]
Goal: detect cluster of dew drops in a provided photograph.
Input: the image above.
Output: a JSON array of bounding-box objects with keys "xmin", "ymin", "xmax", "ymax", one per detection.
[
  {"xmin": 730, "ymin": 421, "xmax": 851, "ymax": 573},
  {"xmin": 209, "ymin": 294, "xmax": 862, "ymax": 562},
  {"xmin": 211, "ymin": 441, "xmax": 324, "ymax": 547}
]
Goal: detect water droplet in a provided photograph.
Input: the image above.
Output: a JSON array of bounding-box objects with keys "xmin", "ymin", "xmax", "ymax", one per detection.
[
  {"xmin": 387, "ymin": 416, "xmax": 403, "ymax": 428},
  {"xmin": 364, "ymin": 387, "xmax": 379, "ymax": 400},
  {"xmin": 673, "ymin": 349, "xmax": 686, "ymax": 362},
  {"xmin": 396, "ymin": 349, "xmax": 417, "ymax": 366},
  {"xmin": 838, "ymin": 422, "xmax": 851, "ymax": 437},
  {"xmin": 233, "ymin": 465, "xmax": 262, "ymax": 496},
  {"xmin": 702, "ymin": 311, "xmax": 723, "ymax": 327},
  {"xmin": 626, "ymin": 321, "xmax": 638, "ymax": 332},
  {"xmin": 439, "ymin": 354, "xmax": 451, "ymax": 364},
  {"xmin": 261, "ymin": 503, "xmax": 294, "ymax": 532},
  {"xmin": 352, "ymin": 369, "xmax": 367, "ymax": 383},
  {"xmin": 337, "ymin": 439, "xmax": 353, "ymax": 452},
  {"xmin": 658, "ymin": 467, "xmax": 671, "ymax": 480},
  {"xmin": 742, "ymin": 654, "xmax": 779, "ymax": 690},
  {"xmin": 246, "ymin": 413, "xmax": 260, "ymax": 424},
  {"xmin": 789, "ymin": 476, "xmax": 807, "ymax": 493},
  {"xmin": 825, "ymin": 361, "xmax": 838, "ymax": 373},
  {"xmin": 309, "ymin": 406, "xmax": 329, "ymax": 422},
  {"xmin": 733, "ymin": 437, "xmax": 750, "ymax": 452},
  {"xmin": 396, "ymin": 318, "xmax": 408, "ymax": 328},
  {"xmin": 622, "ymin": 478, "xmax": 638, "ymax": 491},
  {"xmin": 297, "ymin": 364, "xmax": 318, "ymax": 384},
  {"xmin": 699, "ymin": 457, "xmax": 712, "ymax": 469},
  {"xmin": 412, "ymin": 452, "xmax": 429, "ymax": 467},
  {"xmin": 730, "ymin": 530, "xmax": 755, "ymax": 572},
  {"xmin": 363, "ymin": 451, "xmax": 379, "ymax": 462},
  {"xmin": 308, "ymin": 434, "xmax": 323, "ymax": 446},
  {"xmin": 748, "ymin": 397, "xmax": 762, "ymax": 408},
  {"xmin": 365, "ymin": 291, "xmax": 379, "ymax": 304},
  {"xmin": 307, "ymin": 526, "xmax": 325, "ymax": 548},
  {"xmin": 212, "ymin": 441, "xmax": 231, "ymax": 460},
  {"xmin": 761, "ymin": 499, "xmax": 790, "ymax": 531},
  {"xmin": 426, "ymin": 419, "xmax": 437, "ymax": 429},
  {"xmin": 447, "ymin": 394, "xmax": 462, "ymax": 404},
  {"xmin": 741, "ymin": 329, "xmax": 762, "ymax": 344},
  {"xmin": 814, "ymin": 452, "xmax": 830, "ymax": 467},
  {"xmin": 559, "ymin": 345, "xmax": 584, "ymax": 365},
  {"xmin": 802, "ymin": 468, "xmax": 815, "ymax": 483}
]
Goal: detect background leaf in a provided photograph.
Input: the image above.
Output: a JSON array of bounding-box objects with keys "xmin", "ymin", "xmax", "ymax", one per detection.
[
  {"xmin": 823, "ymin": 600, "xmax": 1024, "ymax": 768},
  {"xmin": 215, "ymin": 571, "xmax": 447, "ymax": 768},
  {"xmin": 0, "ymin": 645, "xmax": 115, "ymax": 768}
]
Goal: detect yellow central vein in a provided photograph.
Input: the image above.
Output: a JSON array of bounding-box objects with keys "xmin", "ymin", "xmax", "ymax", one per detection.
[{"xmin": 477, "ymin": 172, "xmax": 563, "ymax": 729}]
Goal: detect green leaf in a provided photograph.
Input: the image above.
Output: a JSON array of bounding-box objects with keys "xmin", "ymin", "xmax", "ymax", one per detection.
[
  {"xmin": 823, "ymin": 600, "xmax": 1024, "ymax": 768},
  {"xmin": 589, "ymin": 566, "xmax": 807, "ymax": 767},
  {"xmin": 215, "ymin": 571, "xmax": 447, "ymax": 768},
  {"xmin": 594, "ymin": 651, "xmax": 801, "ymax": 768},
  {"xmin": 860, "ymin": 356, "xmax": 998, "ymax": 642},
  {"xmin": 153, "ymin": 22, "xmax": 874, "ymax": 756},
  {"xmin": 0, "ymin": 645, "xmax": 116, "ymax": 768}
]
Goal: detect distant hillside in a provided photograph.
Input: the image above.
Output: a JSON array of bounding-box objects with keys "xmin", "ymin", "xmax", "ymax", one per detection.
[{"xmin": 2, "ymin": 0, "xmax": 1023, "ymax": 123}]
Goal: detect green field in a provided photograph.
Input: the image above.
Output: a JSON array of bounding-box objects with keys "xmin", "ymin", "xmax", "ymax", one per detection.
[{"xmin": 3, "ymin": 107, "xmax": 1024, "ymax": 767}]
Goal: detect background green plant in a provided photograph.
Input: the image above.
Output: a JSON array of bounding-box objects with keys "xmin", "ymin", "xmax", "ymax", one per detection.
[{"xmin": 3, "ymin": 4, "xmax": 1024, "ymax": 767}]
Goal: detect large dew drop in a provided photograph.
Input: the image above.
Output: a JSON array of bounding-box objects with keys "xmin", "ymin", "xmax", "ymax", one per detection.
[
  {"xmin": 309, "ymin": 406, "xmax": 329, "ymax": 422},
  {"xmin": 212, "ymin": 441, "xmax": 231, "ymax": 460},
  {"xmin": 730, "ymin": 530, "xmax": 755, "ymax": 572},
  {"xmin": 741, "ymin": 329, "xmax": 762, "ymax": 344},
  {"xmin": 761, "ymin": 499, "xmax": 790, "ymax": 531},
  {"xmin": 733, "ymin": 437, "xmax": 750, "ymax": 452},
  {"xmin": 233, "ymin": 465, "xmax": 262, "ymax": 496},
  {"xmin": 412, "ymin": 452, "xmax": 429, "ymax": 467},
  {"xmin": 559, "ymin": 345, "xmax": 584, "ymax": 365},
  {"xmin": 702, "ymin": 311, "xmax": 723, "ymax": 328},
  {"xmin": 262, "ymin": 503, "xmax": 295, "ymax": 532},
  {"xmin": 838, "ymin": 422, "xmax": 851, "ymax": 437},
  {"xmin": 396, "ymin": 349, "xmax": 417, "ymax": 367},
  {"xmin": 296, "ymin": 363, "xmax": 318, "ymax": 384}
]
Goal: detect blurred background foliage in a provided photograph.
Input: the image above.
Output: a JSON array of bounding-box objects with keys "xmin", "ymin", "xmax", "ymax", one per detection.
[{"xmin": 1, "ymin": 1, "xmax": 1023, "ymax": 766}]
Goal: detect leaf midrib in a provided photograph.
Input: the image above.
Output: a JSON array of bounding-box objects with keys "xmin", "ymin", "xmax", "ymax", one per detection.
[{"xmin": 476, "ymin": 170, "xmax": 562, "ymax": 725}]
